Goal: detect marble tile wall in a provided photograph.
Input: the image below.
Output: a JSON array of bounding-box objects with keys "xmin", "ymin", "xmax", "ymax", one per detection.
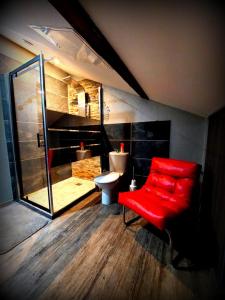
[
  {"xmin": 68, "ymin": 79, "xmax": 100, "ymax": 120},
  {"xmin": 72, "ymin": 156, "xmax": 101, "ymax": 180},
  {"xmin": 45, "ymin": 74, "xmax": 68, "ymax": 113},
  {"xmin": 51, "ymin": 163, "xmax": 72, "ymax": 184}
]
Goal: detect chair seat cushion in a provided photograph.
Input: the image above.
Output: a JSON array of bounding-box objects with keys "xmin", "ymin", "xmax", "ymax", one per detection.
[{"xmin": 119, "ymin": 190, "xmax": 187, "ymax": 230}]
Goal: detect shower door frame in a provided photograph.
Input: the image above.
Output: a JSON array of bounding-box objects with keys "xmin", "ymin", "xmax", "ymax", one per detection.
[{"xmin": 9, "ymin": 54, "xmax": 54, "ymax": 217}]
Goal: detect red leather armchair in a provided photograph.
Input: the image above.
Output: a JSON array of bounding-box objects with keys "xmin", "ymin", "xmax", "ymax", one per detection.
[{"xmin": 118, "ymin": 157, "xmax": 199, "ymax": 263}]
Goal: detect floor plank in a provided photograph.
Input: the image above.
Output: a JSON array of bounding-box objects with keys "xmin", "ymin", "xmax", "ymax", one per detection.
[{"xmin": 0, "ymin": 194, "xmax": 217, "ymax": 300}]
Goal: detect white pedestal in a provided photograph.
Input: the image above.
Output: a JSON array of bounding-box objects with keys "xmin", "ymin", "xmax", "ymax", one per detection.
[{"xmin": 101, "ymin": 189, "xmax": 112, "ymax": 205}]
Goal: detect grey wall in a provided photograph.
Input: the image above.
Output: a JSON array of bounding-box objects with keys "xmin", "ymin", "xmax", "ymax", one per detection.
[
  {"xmin": 103, "ymin": 85, "xmax": 208, "ymax": 171},
  {"xmin": 0, "ymin": 75, "xmax": 13, "ymax": 204}
]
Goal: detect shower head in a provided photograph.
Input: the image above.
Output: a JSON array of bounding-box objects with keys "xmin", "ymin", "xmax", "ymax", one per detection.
[{"xmin": 29, "ymin": 25, "xmax": 61, "ymax": 48}]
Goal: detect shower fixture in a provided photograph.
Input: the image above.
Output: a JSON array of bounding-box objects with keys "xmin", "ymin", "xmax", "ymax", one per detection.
[
  {"xmin": 29, "ymin": 25, "xmax": 112, "ymax": 69},
  {"xmin": 29, "ymin": 25, "xmax": 66, "ymax": 48}
]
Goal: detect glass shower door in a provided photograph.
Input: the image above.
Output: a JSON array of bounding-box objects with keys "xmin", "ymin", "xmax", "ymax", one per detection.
[{"xmin": 10, "ymin": 55, "xmax": 53, "ymax": 214}]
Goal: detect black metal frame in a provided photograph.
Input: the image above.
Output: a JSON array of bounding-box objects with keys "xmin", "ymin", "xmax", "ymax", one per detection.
[
  {"xmin": 122, "ymin": 205, "xmax": 174, "ymax": 264},
  {"xmin": 9, "ymin": 56, "xmax": 42, "ymax": 202},
  {"xmin": 39, "ymin": 53, "xmax": 54, "ymax": 214},
  {"xmin": 122, "ymin": 205, "xmax": 141, "ymax": 226},
  {"xmin": 17, "ymin": 199, "xmax": 52, "ymax": 219},
  {"xmin": 9, "ymin": 54, "xmax": 54, "ymax": 215},
  {"xmin": 98, "ymin": 84, "xmax": 104, "ymax": 173}
]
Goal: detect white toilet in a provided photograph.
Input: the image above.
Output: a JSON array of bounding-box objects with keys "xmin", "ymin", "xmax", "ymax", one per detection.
[{"xmin": 94, "ymin": 151, "xmax": 129, "ymax": 205}]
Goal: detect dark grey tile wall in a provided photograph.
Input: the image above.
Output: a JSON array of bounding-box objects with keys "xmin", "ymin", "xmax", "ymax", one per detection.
[
  {"xmin": 0, "ymin": 75, "xmax": 18, "ymax": 200},
  {"xmin": 102, "ymin": 121, "xmax": 170, "ymax": 188}
]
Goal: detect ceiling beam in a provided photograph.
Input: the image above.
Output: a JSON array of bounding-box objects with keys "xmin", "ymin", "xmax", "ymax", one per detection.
[{"xmin": 49, "ymin": 0, "xmax": 149, "ymax": 99}]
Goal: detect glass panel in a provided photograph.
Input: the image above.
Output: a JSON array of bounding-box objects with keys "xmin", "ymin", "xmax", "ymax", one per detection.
[
  {"xmin": 12, "ymin": 60, "xmax": 50, "ymax": 211},
  {"xmin": 45, "ymin": 69, "xmax": 102, "ymax": 212}
]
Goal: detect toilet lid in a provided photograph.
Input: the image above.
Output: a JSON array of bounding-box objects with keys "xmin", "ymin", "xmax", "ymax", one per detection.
[{"xmin": 94, "ymin": 172, "xmax": 120, "ymax": 184}]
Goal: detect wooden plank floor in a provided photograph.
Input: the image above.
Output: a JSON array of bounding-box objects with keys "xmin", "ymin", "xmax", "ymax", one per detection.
[{"xmin": 0, "ymin": 192, "xmax": 216, "ymax": 300}]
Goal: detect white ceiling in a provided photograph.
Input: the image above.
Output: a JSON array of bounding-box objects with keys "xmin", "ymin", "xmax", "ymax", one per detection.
[
  {"xmin": 0, "ymin": 0, "xmax": 224, "ymax": 117},
  {"xmin": 81, "ymin": 0, "xmax": 225, "ymax": 117},
  {"xmin": 0, "ymin": 0, "xmax": 135, "ymax": 94}
]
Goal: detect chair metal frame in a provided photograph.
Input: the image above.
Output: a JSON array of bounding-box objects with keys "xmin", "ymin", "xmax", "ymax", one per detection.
[{"xmin": 122, "ymin": 205, "xmax": 174, "ymax": 264}]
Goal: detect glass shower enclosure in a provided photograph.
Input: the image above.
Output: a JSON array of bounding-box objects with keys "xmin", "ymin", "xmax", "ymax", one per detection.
[{"xmin": 9, "ymin": 54, "xmax": 102, "ymax": 217}]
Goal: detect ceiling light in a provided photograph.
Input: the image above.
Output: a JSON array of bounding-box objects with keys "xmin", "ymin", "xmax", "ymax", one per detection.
[{"xmin": 52, "ymin": 57, "xmax": 60, "ymax": 65}]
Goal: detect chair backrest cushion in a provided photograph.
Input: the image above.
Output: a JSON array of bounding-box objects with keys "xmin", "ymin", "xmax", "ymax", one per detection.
[
  {"xmin": 150, "ymin": 157, "xmax": 198, "ymax": 178},
  {"xmin": 147, "ymin": 173, "xmax": 176, "ymax": 193},
  {"xmin": 144, "ymin": 157, "xmax": 199, "ymax": 204}
]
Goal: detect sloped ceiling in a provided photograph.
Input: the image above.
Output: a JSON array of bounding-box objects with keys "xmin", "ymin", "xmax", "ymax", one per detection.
[
  {"xmin": 0, "ymin": 0, "xmax": 224, "ymax": 117},
  {"xmin": 80, "ymin": 0, "xmax": 225, "ymax": 117},
  {"xmin": 0, "ymin": 0, "xmax": 135, "ymax": 95}
]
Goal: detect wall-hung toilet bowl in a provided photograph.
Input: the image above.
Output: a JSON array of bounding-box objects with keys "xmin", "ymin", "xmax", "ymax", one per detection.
[{"xmin": 94, "ymin": 151, "xmax": 129, "ymax": 205}]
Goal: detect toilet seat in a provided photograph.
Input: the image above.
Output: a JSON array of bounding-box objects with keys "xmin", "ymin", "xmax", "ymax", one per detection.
[{"xmin": 94, "ymin": 172, "xmax": 120, "ymax": 184}]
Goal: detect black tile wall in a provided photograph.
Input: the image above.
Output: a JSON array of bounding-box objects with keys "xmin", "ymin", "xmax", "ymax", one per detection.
[
  {"xmin": 2, "ymin": 99, "xmax": 11, "ymax": 121},
  {"xmin": 4, "ymin": 120, "xmax": 12, "ymax": 142},
  {"xmin": 47, "ymin": 110, "xmax": 100, "ymax": 129},
  {"xmin": 132, "ymin": 121, "xmax": 170, "ymax": 140},
  {"xmin": 48, "ymin": 130, "xmax": 101, "ymax": 149},
  {"xmin": 50, "ymin": 144, "xmax": 102, "ymax": 167},
  {"xmin": 134, "ymin": 175, "xmax": 148, "ymax": 187},
  {"xmin": 132, "ymin": 158, "xmax": 151, "ymax": 177},
  {"xmin": 103, "ymin": 123, "xmax": 131, "ymax": 140},
  {"xmin": 102, "ymin": 121, "xmax": 170, "ymax": 188},
  {"xmin": 6, "ymin": 141, "xmax": 15, "ymax": 162},
  {"xmin": 132, "ymin": 140, "xmax": 169, "ymax": 159},
  {"xmin": 1, "ymin": 76, "xmax": 18, "ymax": 199},
  {"xmin": 48, "ymin": 126, "xmax": 102, "ymax": 166},
  {"xmin": 9, "ymin": 162, "xmax": 18, "ymax": 200}
]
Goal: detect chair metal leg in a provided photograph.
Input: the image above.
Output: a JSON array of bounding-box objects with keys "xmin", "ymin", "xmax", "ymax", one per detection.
[
  {"xmin": 165, "ymin": 229, "xmax": 174, "ymax": 265},
  {"xmin": 123, "ymin": 206, "xmax": 140, "ymax": 226},
  {"xmin": 122, "ymin": 207, "xmax": 174, "ymax": 266}
]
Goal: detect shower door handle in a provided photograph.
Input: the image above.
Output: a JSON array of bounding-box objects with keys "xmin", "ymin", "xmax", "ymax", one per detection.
[{"xmin": 37, "ymin": 133, "xmax": 44, "ymax": 147}]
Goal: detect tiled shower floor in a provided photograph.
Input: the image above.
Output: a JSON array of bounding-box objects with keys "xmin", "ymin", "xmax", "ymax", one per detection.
[{"xmin": 27, "ymin": 177, "xmax": 96, "ymax": 212}]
